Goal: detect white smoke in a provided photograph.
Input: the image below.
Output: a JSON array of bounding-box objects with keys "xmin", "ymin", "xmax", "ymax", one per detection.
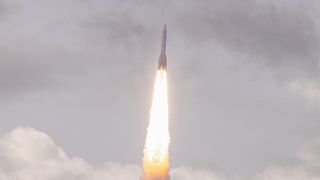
[
  {"xmin": 171, "ymin": 167, "xmax": 225, "ymax": 180},
  {"xmin": 0, "ymin": 127, "xmax": 224, "ymax": 180},
  {"xmin": 1, "ymin": 127, "xmax": 320, "ymax": 180}
]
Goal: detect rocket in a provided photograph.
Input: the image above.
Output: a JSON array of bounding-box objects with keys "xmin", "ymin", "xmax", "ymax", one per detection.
[{"xmin": 158, "ymin": 24, "xmax": 167, "ymax": 70}]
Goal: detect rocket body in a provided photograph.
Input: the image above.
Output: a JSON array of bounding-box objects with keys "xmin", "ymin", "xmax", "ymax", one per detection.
[{"xmin": 158, "ymin": 24, "xmax": 167, "ymax": 70}]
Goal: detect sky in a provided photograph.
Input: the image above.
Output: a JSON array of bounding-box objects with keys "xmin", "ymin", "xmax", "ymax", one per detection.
[{"xmin": 0, "ymin": 0, "xmax": 320, "ymax": 179}]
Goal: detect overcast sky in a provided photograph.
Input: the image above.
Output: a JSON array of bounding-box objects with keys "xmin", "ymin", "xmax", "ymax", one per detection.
[{"xmin": 0, "ymin": 0, "xmax": 320, "ymax": 179}]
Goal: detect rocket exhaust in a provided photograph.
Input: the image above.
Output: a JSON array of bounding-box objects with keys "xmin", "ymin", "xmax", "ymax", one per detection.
[{"xmin": 142, "ymin": 25, "xmax": 170, "ymax": 180}]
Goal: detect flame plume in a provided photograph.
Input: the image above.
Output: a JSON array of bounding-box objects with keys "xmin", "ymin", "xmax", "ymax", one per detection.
[{"xmin": 142, "ymin": 69, "xmax": 170, "ymax": 180}]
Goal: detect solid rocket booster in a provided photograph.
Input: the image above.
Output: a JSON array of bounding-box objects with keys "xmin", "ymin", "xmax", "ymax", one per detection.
[{"xmin": 158, "ymin": 24, "xmax": 167, "ymax": 70}]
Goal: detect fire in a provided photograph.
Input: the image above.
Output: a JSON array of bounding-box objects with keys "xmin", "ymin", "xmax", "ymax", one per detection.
[{"xmin": 142, "ymin": 69, "xmax": 170, "ymax": 180}]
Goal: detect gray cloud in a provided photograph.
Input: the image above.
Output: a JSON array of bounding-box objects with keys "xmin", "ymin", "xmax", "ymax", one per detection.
[
  {"xmin": 187, "ymin": 0, "xmax": 318, "ymax": 60},
  {"xmin": 0, "ymin": 0, "xmax": 319, "ymax": 96},
  {"xmin": 170, "ymin": 0, "xmax": 319, "ymax": 79}
]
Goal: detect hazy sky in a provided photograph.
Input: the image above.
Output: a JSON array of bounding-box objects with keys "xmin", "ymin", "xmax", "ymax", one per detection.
[{"xmin": 0, "ymin": 0, "xmax": 320, "ymax": 179}]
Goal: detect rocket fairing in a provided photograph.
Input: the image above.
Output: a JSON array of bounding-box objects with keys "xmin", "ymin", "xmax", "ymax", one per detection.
[{"xmin": 158, "ymin": 24, "xmax": 167, "ymax": 70}]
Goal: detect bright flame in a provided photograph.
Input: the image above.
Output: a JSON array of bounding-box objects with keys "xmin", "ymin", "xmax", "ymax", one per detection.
[{"xmin": 142, "ymin": 69, "xmax": 170, "ymax": 180}]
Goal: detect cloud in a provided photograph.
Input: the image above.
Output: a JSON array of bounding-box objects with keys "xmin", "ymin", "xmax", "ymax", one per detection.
[
  {"xmin": 1, "ymin": 127, "xmax": 320, "ymax": 180},
  {"xmin": 0, "ymin": 127, "xmax": 224, "ymax": 180},
  {"xmin": 255, "ymin": 139, "xmax": 320, "ymax": 180},
  {"xmin": 256, "ymin": 167, "xmax": 319, "ymax": 180},
  {"xmin": 0, "ymin": 127, "xmax": 140, "ymax": 180},
  {"xmin": 172, "ymin": 167, "xmax": 226, "ymax": 180},
  {"xmin": 0, "ymin": 0, "xmax": 318, "ymax": 98},
  {"xmin": 175, "ymin": 0, "xmax": 318, "ymax": 62},
  {"xmin": 288, "ymin": 79, "xmax": 320, "ymax": 102}
]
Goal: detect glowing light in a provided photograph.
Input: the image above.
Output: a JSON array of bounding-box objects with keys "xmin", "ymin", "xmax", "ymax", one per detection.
[{"xmin": 142, "ymin": 69, "xmax": 170, "ymax": 180}]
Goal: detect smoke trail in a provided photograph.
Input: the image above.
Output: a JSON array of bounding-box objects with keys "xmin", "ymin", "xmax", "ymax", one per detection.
[{"xmin": 142, "ymin": 69, "xmax": 170, "ymax": 180}]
